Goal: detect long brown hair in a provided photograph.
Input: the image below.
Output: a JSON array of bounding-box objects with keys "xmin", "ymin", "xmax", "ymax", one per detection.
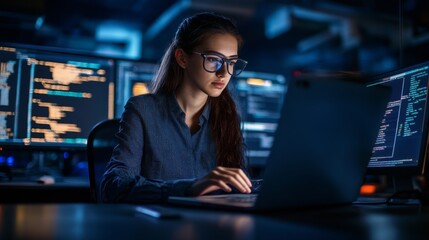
[{"xmin": 151, "ymin": 12, "xmax": 245, "ymax": 168}]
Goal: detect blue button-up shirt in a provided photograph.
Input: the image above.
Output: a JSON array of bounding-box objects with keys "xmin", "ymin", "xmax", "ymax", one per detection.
[{"xmin": 101, "ymin": 93, "xmax": 218, "ymax": 203}]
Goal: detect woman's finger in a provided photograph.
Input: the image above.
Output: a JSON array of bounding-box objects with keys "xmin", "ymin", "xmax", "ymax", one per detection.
[
  {"xmin": 216, "ymin": 167, "xmax": 252, "ymax": 192},
  {"xmin": 214, "ymin": 169, "xmax": 251, "ymax": 193}
]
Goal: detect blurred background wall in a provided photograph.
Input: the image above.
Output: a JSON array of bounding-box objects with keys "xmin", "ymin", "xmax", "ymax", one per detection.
[{"xmin": 1, "ymin": 0, "xmax": 428, "ymax": 76}]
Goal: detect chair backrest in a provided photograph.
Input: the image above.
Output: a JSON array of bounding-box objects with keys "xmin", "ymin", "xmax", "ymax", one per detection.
[{"xmin": 87, "ymin": 118, "xmax": 120, "ymax": 203}]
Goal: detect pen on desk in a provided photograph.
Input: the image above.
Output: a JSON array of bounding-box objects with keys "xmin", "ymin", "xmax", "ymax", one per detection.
[{"xmin": 135, "ymin": 206, "xmax": 181, "ymax": 219}]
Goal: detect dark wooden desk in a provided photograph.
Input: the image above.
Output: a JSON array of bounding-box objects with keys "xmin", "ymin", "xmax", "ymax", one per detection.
[
  {"xmin": 1, "ymin": 203, "xmax": 428, "ymax": 240},
  {"xmin": 0, "ymin": 177, "xmax": 91, "ymax": 203}
]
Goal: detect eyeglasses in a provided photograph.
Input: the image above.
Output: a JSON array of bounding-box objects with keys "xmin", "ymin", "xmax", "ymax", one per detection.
[{"xmin": 192, "ymin": 51, "xmax": 248, "ymax": 76}]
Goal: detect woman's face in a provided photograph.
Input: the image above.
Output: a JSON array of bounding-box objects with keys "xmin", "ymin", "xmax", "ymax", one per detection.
[{"xmin": 183, "ymin": 33, "xmax": 238, "ymax": 97}]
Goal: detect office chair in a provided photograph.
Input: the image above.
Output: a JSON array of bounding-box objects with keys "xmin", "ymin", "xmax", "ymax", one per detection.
[{"xmin": 87, "ymin": 118, "xmax": 120, "ymax": 203}]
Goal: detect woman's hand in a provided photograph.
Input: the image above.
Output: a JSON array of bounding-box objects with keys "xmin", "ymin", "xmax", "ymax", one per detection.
[{"xmin": 187, "ymin": 166, "xmax": 253, "ymax": 196}]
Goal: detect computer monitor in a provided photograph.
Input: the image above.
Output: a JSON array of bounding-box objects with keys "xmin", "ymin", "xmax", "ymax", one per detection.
[
  {"xmin": 0, "ymin": 43, "xmax": 115, "ymax": 149},
  {"xmin": 115, "ymin": 60, "xmax": 158, "ymax": 118},
  {"xmin": 231, "ymin": 71, "xmax": 287, "ymax": 168},
  {"xmin": 366, "ymin": 61, "xmax": 429, "ymax": 191}
]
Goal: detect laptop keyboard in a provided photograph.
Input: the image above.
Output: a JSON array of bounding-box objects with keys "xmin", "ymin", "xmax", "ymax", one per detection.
[{"xmin": 223, "ymin": 194, "xmax": 258, "ymax": 203}]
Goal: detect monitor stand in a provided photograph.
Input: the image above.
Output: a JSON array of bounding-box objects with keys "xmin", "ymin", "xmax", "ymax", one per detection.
[
  {"xmin": 389, "ymin": 175, "xmax": 422, "ymax": 204},
  {"xmin": 392, "ymin": 175, "xmax": 416, "ymax": 192}
]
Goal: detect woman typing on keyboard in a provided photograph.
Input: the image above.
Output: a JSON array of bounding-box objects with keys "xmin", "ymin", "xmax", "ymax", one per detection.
[{"xmin": 101, "ymin": 12, "xmax": 253, "ymax": 203}]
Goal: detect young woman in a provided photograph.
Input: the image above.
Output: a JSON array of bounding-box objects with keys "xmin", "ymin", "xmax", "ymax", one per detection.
[{"xmin": 101, "ymin": 12, "xmax": 252, "ymax": 203}]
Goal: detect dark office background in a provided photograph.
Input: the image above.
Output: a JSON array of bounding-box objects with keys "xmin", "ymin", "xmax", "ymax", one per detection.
[
  {"xmin": 1, "ymin": 0, "xmax": 429, "ymax": 202},
  {"xmin": 1, "ymin": 0, "xmax": 429, "ymax": 75}
]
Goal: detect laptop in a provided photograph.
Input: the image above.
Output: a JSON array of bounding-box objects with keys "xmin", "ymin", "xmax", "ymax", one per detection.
[{"xmin": 168, "ymin": 76, "xmax": 391, "ymax": 211}]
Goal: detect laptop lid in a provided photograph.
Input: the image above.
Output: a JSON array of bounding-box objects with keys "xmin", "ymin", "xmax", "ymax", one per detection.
[
  {"xmin": 169, "ymin": 76, "xmax": 391, "ymax": 210},
  {"xmin": 254, "ymin": 76, "xmax": 390, "ymax": 209}
]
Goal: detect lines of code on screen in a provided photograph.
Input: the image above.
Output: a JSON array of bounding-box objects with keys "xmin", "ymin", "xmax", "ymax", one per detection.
[
  {"xmin": 232, "ymin": 72, "xmax": 286, "ymax": 166},
  {"xmin": 368, "ymin": 64, "xmax": 429, "ymax": 168},
  {"xmin": 0, "ymin": 45, "xmax": 114, "ymax": 148}
]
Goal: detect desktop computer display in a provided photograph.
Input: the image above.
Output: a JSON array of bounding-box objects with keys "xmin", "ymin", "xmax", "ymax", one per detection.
[
  {"xmin": 231, "ymin": 71, "xmax": 287, "ymax": 167},
  {"xmin": 0, "ymin": 44, "xmax": 115, "ymax": 149},
  {"xmin": 367, "ymin": 61, "xmax": 429, "ymax": 179},
  {"xmin": 115, "ymin": 60, "xmax": 158, "ymax": 118}
]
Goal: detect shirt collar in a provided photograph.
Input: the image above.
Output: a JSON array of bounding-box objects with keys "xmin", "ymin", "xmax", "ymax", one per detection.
[
  {"xmin": 167, "ymin": 93, "xmax": 184, "ymax": 118},
  {"xmin": 200, "ymin": 100, "xmax": 210, "ymax": 123}
]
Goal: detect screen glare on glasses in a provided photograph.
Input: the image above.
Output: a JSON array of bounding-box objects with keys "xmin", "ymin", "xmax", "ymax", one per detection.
[{"xmin": 192, "ymin": 52, "xmax": 248, "ymax": 76}]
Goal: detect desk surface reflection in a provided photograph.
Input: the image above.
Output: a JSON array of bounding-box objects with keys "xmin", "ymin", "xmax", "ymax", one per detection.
[{"xmin": 1, "ymin": 203, "xmax": 428, "ymax": 240}]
